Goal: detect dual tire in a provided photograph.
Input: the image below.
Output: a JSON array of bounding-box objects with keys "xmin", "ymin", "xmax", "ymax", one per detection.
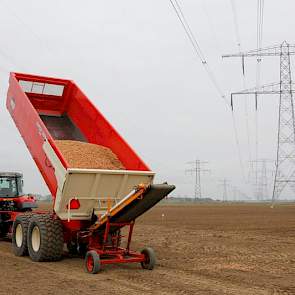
[{"xmin": 12, "ymin": 214, "xmax": 64, "ymax": 261}]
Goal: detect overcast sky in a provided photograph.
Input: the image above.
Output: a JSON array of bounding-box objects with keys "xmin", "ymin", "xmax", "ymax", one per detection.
[{"xmin": 0, "ymin": 0, "xmax": 294, "ymax": 200}]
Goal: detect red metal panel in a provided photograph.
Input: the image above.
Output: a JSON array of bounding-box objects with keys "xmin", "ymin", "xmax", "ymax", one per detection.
[
  {"xmin": 6, "ymin": 73, "xmax": 59, "ymax": 198},
  {"xmin": 28, "ymin": 93, "xmax": 64, "ymax": 113}
]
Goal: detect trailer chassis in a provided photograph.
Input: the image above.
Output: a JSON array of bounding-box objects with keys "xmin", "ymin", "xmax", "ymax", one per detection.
[{"xmin": 82, "ymin": 218, "xmax": 155, "ymax": 274}]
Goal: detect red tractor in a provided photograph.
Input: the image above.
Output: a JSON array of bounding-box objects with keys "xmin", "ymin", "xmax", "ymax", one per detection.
[{"xmin": 0, "ymin": 172, "xmax": 37, "ymax": 239}]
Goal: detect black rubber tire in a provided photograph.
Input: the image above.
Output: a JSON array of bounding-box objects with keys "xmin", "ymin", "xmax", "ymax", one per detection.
[
  {"xmin": 141, "ymin": 247, "xmax": 156, "ymax": 270},
  {"xmin": 27, "ymin": 214, "xmax": 64, "ymax": 262},
  {"xmin": 12, "ymin": 214, "xmax": 33, "ymax": 256},
  {"xmin": 85, "ymin": 251, "xmax": 101, "ymax": 274}
]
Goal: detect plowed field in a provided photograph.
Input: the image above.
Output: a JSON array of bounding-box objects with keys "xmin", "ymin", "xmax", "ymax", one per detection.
[{"xmin": 1, "ymin": 203, "xmax": 295, "ymax": 295}]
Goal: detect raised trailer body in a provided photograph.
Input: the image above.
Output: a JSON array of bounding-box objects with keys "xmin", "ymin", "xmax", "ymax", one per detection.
[
  {"xmin": 6, "ymin": 72, "xmax": 175, "ymax": 273},
  {"xmin": 7, "ymin": 73, "xmax": 154, "ymax": 221}
]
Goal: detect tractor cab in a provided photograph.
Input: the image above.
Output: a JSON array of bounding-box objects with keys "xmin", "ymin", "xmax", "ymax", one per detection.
[
  {"xmin": 0, "ymin": 172, "xmax": 23, "ymax": 198},
  {"xmin": 0, "ymin": 172, "xmax": 37, "ymax": 212},
  {"xmin": 0, "ymin": 172, "xmax": 37, "ymax": 238}
]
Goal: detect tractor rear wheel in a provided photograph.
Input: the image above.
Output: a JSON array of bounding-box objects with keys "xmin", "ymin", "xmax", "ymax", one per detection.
[
  {"xmin": 12, "ymin": 214, "xmax": 33, "ymax": 256},
  {"xmin": 27, "ymin": 214, "xmax": 64, "ymax": 262},
  {"xmin": 140, "ymin": 247, "xmax": 156, "ymax": 270},
  {"xmin": 85, "ymin": 250, "xmax": 101, "ymax": 274}
]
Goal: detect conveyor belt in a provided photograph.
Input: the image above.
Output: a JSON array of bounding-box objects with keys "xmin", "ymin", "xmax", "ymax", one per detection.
[{"xmin": 96, "ymin": 184, "xmax": 175, "ymax": 233}]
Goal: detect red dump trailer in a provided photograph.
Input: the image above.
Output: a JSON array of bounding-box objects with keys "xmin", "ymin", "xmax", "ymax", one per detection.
[{"xmin": 4, "ymin": 72, "xmax": 175, "ymax": 273}]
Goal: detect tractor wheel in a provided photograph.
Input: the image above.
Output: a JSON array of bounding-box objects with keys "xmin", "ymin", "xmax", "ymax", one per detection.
[
  {"xmin": 27, "ymin": 214, "xmax": 64, "ymax": 262},
  {"xmin": 85, "ymin": 250, "xmax": 101, "ymax": 274},
  {"xmin": 140, "ymin": 247, "xmax": 156, "ymax": 270},
  {"xmin": 12, "ymin": 214, "xmax": 33, "ymax": 256}
]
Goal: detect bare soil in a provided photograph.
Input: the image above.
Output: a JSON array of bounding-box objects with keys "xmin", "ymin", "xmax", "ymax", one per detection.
[
  {"xmin": 1, "ymin": 203, "xmax": 295, "ymax": 295},
  {"xmin": 55, "ymin": 140, "xmax": 125, "ymax": 170}
]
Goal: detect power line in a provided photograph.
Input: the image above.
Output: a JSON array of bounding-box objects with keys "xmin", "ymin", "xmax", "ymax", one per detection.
[
  {"xmin": 250, "ymin": 159, "xmax": 273, "ymax": 200},
  {"xmin": 1, "ymin": 1, "xmax": 56, "ymax": 58},
  {"xmin": 256, "ymin": 0, "xmax": 264, "ymax": 92},
  {"xmin": 256, "ymin": 0, "xmax": 265, "ymax": 57},
  {"xmin": 215, "ymin": 1, "xmax": 250, "ymax": 188},
  {"xmin": 172, "ymin": 0, "xmax": 206, "ymax": 61},
  {"xmin": 169, "ymin": 0, "xmax": 247, "ymax": 187},
  {"xmin": 168, "ymin": 0, "xmax": 229, "ymax": 106},
  {"xmin": 231, "ymin": 112, "xmax": 247, "ymax": 182},
  {"xmin": 230, "ymin": 0, "xmax": 241, "ymax": 50},
  {"xmin": 0, "ymin": 2, "xmax": 58, "ymax": 73},
  {"xmin": 229, "ymin": 0, "xmax": 253, "ymax": 172},
  {"xmin": 255, "ymin": 0, "xmax": 265, "ymax": 195},
  {"xmin": 0, "ymin": 47, "xmax": 26, "ymax": 71}
]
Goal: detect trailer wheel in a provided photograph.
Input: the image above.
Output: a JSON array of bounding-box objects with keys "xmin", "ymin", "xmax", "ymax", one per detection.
[
  {"xmin": 27, "ymin": 214, "xmax": 64, "ymax": 262},
  {"xmin": 85, "ymin": 251, "xmax": 101, "ymax": 274},
  {"xmin": 12, "ymin": 214, "xmax": 32, "ymax": 256},
  {"xmin": 141, "ymin": 247, "xmax": 156, "ymax": 270}
]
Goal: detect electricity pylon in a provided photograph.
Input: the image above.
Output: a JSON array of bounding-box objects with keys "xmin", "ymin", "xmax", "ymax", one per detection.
[
  {"xmin": 223, "ymin": 41, "xmax": 295, "ymax": 203},
  {"xmin": 185, "ymin": 160, "xmax": 210, "ymax": 199},
  {"xmin": 250, "ymin": 159, "xmax": 273, "ymax": 200},
  {"xmin": 219, "ymin": 179, "xmax": 230, "ymax": 201}
]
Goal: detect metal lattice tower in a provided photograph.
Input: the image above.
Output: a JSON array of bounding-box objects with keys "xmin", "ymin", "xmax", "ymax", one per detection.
[
  {"xmin": 250, "ymin": 159, "xmax": 273, "ymax": 200},
  {"xmin": 223, "ymin": 41, "xmax": 295, "ymax": 203},
  {"xmin": 219, "ymin": 179, "xmax": 230, "ymax": 201},
  {"xmin": 186, "ymin": 160, "xmax": 210, "ymax": 199}
]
